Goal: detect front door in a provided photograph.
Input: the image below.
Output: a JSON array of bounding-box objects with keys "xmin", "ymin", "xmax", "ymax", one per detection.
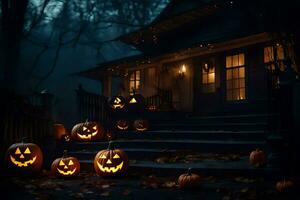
[{"xmin": 194, "ymin": 58, "xmax": 220, "ymax": 114}]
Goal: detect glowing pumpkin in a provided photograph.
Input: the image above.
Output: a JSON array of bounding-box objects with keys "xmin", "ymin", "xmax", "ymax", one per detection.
[
  {"xmin": 249, "ymin": 149, "xmax": 266, "ymax": 167},
  {"xmin": 94, "ymin": 142, "xmax": 129, "ymax": 177},
  {"xmin": 71, "ymin": 121, "xmax": 105, "ymax": 141},
  {"xmin": 116, "ymin": 120, "xmax": 130, "ymax": 131},
  {"xmin": 108, "ymin": 96, "xmax": 126, "ymax": 110},
  {"xmin": 147, "ymin": 104, "xmax": 158, "ymax": 111},
  {"xmin": 178, "ymin": 168, "xmax": 201, "ymax": 189},
  {"xmin": 51, "ymin": 151, "xmax": 80, "ymax": 177},
  {"xmin": 133, "ymin": 119, "xmax": 149, "ymax": 132},
  {"xmin": 127, "ymin": 94, "xmax": 145, "ymax": 111},
  {"xmin": 6, "ymin": 142, "xmax": 43, "ymax": 173},
  {"xmin": 276, "ymin": 180, "xmax": 295, "ymax": 192}
]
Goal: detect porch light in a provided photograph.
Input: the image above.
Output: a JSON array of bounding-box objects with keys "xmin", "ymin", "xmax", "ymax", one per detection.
[{"xmin": 178, "ymin": 64, "xmax": 186, "ymax": 78}]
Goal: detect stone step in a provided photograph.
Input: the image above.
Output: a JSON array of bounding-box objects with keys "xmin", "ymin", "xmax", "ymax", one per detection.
[
  {"xmin": 149, "ymin": 122, "xmax": 268, "ymax": 131},
  {"xmin": 78, "ymin": 157, "xmax": 282, "ymax": 178},
  {"xmin": 60, "ymin": 139, "xmax": 266, "ymax": 154},
  {"xmin": 113, "ymin": 130, "xmax": 268, "ymax": 141}
]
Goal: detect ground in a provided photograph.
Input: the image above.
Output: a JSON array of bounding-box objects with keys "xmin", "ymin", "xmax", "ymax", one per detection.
[{"xmin": 1, "ymin": 171, "xmax": 298, "ymax": 200}]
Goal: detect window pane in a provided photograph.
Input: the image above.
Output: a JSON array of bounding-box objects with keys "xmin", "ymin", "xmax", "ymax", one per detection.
[
  {"xmin": 202, "ymin": 75, "xmax": 208, "ymax": 84},
  {"xmin": 226, "ymin": 56, "xmax": 232, "ymax": 68},
  {"xmin": 136, "ymin": 70, "xmax": 140, "ymax": 80},
  {"xmin": 277, "ymin": 45, "xmax": 285, "ymax": 60},
  {"xmin": 136, "ymin": 80, "xmax": 140, "ymax": 89},
  {"xmin": 238, "ymin": 54, "xmax": 245, "ymax": 66},
  {"xmin": 240, "ymin": 88, "xmax": 246, "ymax": 100},
  {"xmin": 226, "ymin": 71, "xmax": 232, "ymax": 80},
  {"xmin": 239, "ymin": 79, "xmax": 245, "ymax": 88},
  {"xmin": 209, "ymin": 66, "xmax": 215, "ymax": 73},
  {"xmin": 129, "ymin": 81, "xmax": 135, "ymax": 90},
  {"xmin": 227, "ymin": 90, "xmax": 233, "ymax": 101},
  {"xmin": 233, "ymin": 79, "xmax": 239, "ymax": 89},
  {"xmin": 239, "ymin": 67, "xmax": 245, "ymax": 78},
  {"xmin": 233, "ymin": 68, "xmax": 239, "ymax": 78},
  {"xmin": 232, "ymin": 89, "xmax": 239, "ymax": 100},
  {"xmin": 130, "ymin": 73, "xmax": 135, "ymax": 80},
  {"xmin": 227, "ymin": 80, "xmax": 233, "ymax": 89},
  {"xmin": 264, "ymin": 47, "xmax": 274, "ymax": 63},
  {"xmin": 208, "ymin": 73, "xmax": 215, "ymax": 83},
  {"xmin": 233, "ymin": 55, "xmax": 239, "ymax": 67}
]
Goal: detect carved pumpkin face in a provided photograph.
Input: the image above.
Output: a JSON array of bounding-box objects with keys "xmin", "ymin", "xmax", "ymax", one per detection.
[
  {"xmin": 127, "ymin": 94, "xmax": 145, "ymax": 111},
  {"xmin": 6, "ymin": 142, "xmax": 43, "ymax": 173},
  {"xmin": 147, "ymin": 105, "xmax": 158, "ymax": 111},
  {"xmin": 116, "ymin": 120, "xmax": 130, "ymax": 131},
  {"xmin": 71, "ymin": 121, "xmax": 105, "ymax": 141},
  {"xmin": 109, "ymin": 96, "xmax": 126, "ymax": 109},
  {"xmin": 51, "ymin": 154, "xmax": 80, "ymax": 177},
  {"xmin": 133, "ymin": 119, "xmax": 149, "ymax": 132},
  {"xmin": 94, "ymin": 143, "xmax": 129, "ymax": 177}
]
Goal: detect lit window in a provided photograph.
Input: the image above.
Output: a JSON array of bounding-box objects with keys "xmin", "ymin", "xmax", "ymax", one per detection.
[
  {"xmin": 202, "ymin": 62, "xmax": 215, "ymax": 93},
  {"xmin": 264, "ymin": 44, "xmax": 286, "ymax": 88},
  {"xmin": 129, "ymin": 70, "xmax": 141, "ymax": 95},
  {"xmin": 226, "ymin": 53, "xmax": 246, "ymax": 101}
]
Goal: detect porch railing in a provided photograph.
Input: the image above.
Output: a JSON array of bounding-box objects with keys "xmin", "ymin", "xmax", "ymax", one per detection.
[
  {"xmin": 76, "ymin": 86, "xmax": 110, "ymax": 125},
  {"xmin": 145, "ymin": 89, "xmax": 173, "ymax": 109}
]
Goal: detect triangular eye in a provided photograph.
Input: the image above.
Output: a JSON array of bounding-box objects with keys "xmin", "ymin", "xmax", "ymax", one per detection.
[
  {"xmin": 15, "ymin": 148, "xmax": 21, "ymax": 154},
  {"xmin": 59, "ymin": 160, "xmax": 65, "ymax": 166},
  {"xmin": 130, "ymin": 98, "xmax": 137, "ymax": 104},
  {"xmin": 24, "ymin": 148, "xmax": 31, "ymax": 154},
  {"xmin": 68, "ymin": 160, "xmax": 74, "ymax": 165},
  {"xmin": 93, "ymin": 126, "xmax": 97, "ymax": 130},
  {"xmin": 113, "ymin": 154, "xmax": 120, "ymax": 159},
  {"xmin": 83, "ymin": 127, "xmax": 87, "ymax": 131},
  {"xmin": 100, "ymin": 155, "xmax": 107, "ymax": 159}
]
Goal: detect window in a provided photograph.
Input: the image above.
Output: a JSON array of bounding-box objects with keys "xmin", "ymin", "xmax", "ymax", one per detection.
[
  {"xmin": 129, "ymin": 70, "xmax": 141, "ymax": 95},
  {"xmin": 264, "ymin": 44, "xmax": 285, "ymax": 88},
  {"xmin": 202, "ymin": 62, "xmax": 215, "ymax": 93},
  {"xmin": 226, "ymin": 53, "xmax": 246, "ymax": 101}
]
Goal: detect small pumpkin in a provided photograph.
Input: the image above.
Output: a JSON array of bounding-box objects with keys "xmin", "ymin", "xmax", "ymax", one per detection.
[
  {"xmin": 108, "ymin": 96, "xmax": 126, "ymax": 110},
  {"xmin": 53, "ymin": 124, "xmax": 67, "ymax": 140},
  {"xmin": 116, "ymin": 120, "xmax": 130, "ymax": 131},
  {"xmin": 249, "ymin": 149, "xmax": 266, "ymax": 167},
  {"xmin": 71, "ymin": 120, "xmax": 105, "ymax": 141},
  {"xmin": 133, "ymin": 119, "xmax": 149, "ymax": 132},
  {"xmin": 51, "ymin": 150, "xmax": 80, "ymax": 177},
  {"xmin": 276, "ymin": 180, "xmax": 295, "ymax": 192},
  {"xmin": 5, "ymin": 141, "xmax": 43, "ymax": 174},
  {"xmin": 94, "ymin": 142, "xmax": 129, "ymax": 177},
  {"xmin": 127, "ymin": 94, "xmax": 145, "ymax": 111},
  {"xmin": 178, "ymin": 168, "xmax": 201, "ymax": 189}
]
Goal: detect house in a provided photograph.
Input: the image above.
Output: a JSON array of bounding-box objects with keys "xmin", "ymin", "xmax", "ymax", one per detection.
[{"xmin": 78, "ymin": 0, "xmax": 300, "ymax": 115}]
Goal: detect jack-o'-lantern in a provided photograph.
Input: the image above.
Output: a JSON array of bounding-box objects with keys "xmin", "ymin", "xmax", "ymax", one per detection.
[
  {"xmin": 53, "ymin": 124, "xmax": 67, "ymax": 140},
  {"xmin": 71, "ymin": 120, "xmax": 105, "ymax": 141},
  {"xmin": 6, "ymin": 142, "xmax": 43, "ymax": 173},
  {"xmin": 147, "ymin": 104, "xmax": 158, "ymax": 111},
  {"xmin": 116, "ymin": 120, "xmax": 130, "ymax": 131},
  {"xmin": 133, "ymin": 119, "xmax": 149, "ymax": 132},
  {"xmin": 94, "ymin": 142, "xmax": 129, "ymax": 177},
  {"xmin": 178, "ymin": 168, "xmax": 201, "ymax": 189},
  {"xmin": 127, "ymin": 94, "xmax": 145, "ymax": 111},
  {"xmin": 249, "ymin": 149, "xmax": 266, "ymax": 167},
  {"xmin": 51, "ymin": 150, "xmax": 80, "ymax": 177},
  {"xmin": 63, "ymin": 134, "xmax": 71, "ymax": 142},
  {"xmin": 276, "ymin": 179, "xmax": 295, "ymax": 192},
  {"xmin": 108, "ymin": 96, "xmax": 126, "ymax": 110}
]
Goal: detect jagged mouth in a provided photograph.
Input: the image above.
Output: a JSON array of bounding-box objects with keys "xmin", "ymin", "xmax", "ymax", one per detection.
[
  {"xmin": 117, "ymin": 125, "xmax": 129, "ymax": 130},
  {"xmin": 97, "ymin": 161, "xmax": 123, "ymax": 173},
  {"xmin": 77, "ymin": 130, "xmax": 98, "ymax": 139},
  {"xmin": 136, "ymin": 127, "xmax": 147, "ymax": 131},
  {"xmin": 57, "ymin": 168, "xmax": 77, "ymax": 175},
  {"xmin": 10, "ymin": 155, "xmax": 37, "ymax": 167}
]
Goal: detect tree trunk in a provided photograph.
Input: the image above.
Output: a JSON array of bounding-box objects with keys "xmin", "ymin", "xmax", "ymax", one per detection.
[{"xmin": 0, "ymin": 0, "xmax": 28, "ymax": 92}]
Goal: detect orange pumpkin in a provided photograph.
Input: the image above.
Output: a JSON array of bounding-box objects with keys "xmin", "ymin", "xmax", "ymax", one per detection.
[
  {"xmin": 249, "ymin": 149, "xmax": 266, "ymax": 167},
  {"xmin": 94, "ymin": 142, "xmax": 129, "ymax": 177},
  {"xmin": 178, "ymin": 168, "xmax": 201, "ymax": 189},
  {"xmin": 108, "ymin": 96, "xmax": 126, "ymax": 110},
  {"xmin": 133, "ymin": 119, "xmax": 149, "ymax": 132},
  {"xmin": 71, "ymin": 121, "xmax": 105, "ymax": 141},
  {"xmin": 116, "ymin": 120, "xmax": 130, "ymax": 131},
  {"xmin": 53, "ymin": 124, "xmax": 68, "ymax": 140},
  {"xmin": 6, "ymin": 142, "xmax": 43, "ymax": 174},
  {"xmin": 51, "ymin": 151, "xmax": 80, "ymax": 177},
  {"xmin": 276, "ymin": 180, "xmax": 295, "ymax": 192}
]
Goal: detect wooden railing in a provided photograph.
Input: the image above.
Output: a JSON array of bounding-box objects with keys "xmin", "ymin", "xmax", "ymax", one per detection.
[
  {"xmin": 76, "ymin": 87, "xmax": 110, "ymax": 126},
  {"xmin": 0, "ymin": 90, "xmax": 54, "ymax": 149},
  {"xmin": 145, "ymin": 89, "xmax": 173, "ymax": 109}
]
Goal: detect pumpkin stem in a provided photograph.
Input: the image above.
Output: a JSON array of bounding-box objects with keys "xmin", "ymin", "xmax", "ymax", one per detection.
[
  {"xmin": 85, "ymin": 119, "xmax": 89, "ymax": 123},
  {"xmin": 63, "ymin": 150, "xmax": 68, "ymax": 158},
  {"xmin": 21, "ymin": 137, "xmax": 27, "ymax": 143},
  {"xmin": 107, "ymin": 141, "xmax": 114, "ymax": 150},
  {"xmin": 187, "ymin": 168, "xmax": 192, "ymax": 175}
]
